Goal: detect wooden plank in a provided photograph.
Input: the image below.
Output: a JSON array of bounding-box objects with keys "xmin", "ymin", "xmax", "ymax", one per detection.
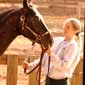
[
  {"xmin": 0, "ymin": 55, "xmax": 26, "ymax": 65},
  {"xmin": 29, "ymin": 71, "xmax": 38, "ymax": 85},
  {"xmin": 70, "ymin": 59, "xmax": 83, "ymax": 85},
  {"xmin": 0, "ymin": 2, "xmax": 85, "ymax": 16},
  {"xmin": 7, "ymin": 55, "xmax": 18, "ymax": 85},
  {"xmin": 0, "ymin": 55, "xmax": 7, "ymax": 64}
]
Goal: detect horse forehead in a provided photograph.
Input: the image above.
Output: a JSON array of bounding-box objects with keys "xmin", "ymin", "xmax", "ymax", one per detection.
[
  {"xmin": 32, "ymin": 7, "xmax": 43, "ymax": 19},
  {"xmin": 30, "ymin": 7, "xmax": 50, "ymax": 32}
]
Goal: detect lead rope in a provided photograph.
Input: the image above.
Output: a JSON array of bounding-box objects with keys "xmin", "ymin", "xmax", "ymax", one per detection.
[
  {"xmin": 48, "ymin": 55, "xmax": 50, "ymax": 74},
  {"xmin": 24, "ymin": 40, "xmax": 51, "ymax": 85},
  {"xmin": 24, "ymin": 62, "xmax": 40, "ymax": 75},
  {"xmin": 38, "ymin": 50, "xmax": 45, "ymax": 85},
  {"xmin": 37, "ymin": 44, "xmax": 48, "ymax": 85},
  {"xmin": 24, "ymin": 47, "xmax": 47, "ymax": 85},
  {"xmin": 37, "ymin": 49, "xmax": 51, "ymax": 85}
]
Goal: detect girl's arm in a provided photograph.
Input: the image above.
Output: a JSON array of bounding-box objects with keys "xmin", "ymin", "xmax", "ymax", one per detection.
[
  {"xmin": 23, "ymin": 53, "xmax": 48, "ymax": 71},
  {"xmin": 50, "ymin": 44, "xmax": 80, "ymax": 72}
]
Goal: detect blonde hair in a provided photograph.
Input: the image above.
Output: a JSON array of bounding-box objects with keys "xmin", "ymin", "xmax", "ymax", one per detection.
[
  {"xmin": 63, "ymin": 18, "xmax": 81, "ymax": 31},
  {"xmin": 63, "ymin": 18, "xmax": 82, "ymax": 49}
]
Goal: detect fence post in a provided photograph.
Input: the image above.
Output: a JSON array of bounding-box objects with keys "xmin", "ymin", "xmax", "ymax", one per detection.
[
  {"xmin": 28, "ymin": 56, "xmax": 38, "ymax": 85},
  {"xmin": 29, "ymin": 71, "xmax": 38, "ymax": 85},
  {"xmin": 7, "ymin": 55, "xmax": 18, "ymax": 85}
]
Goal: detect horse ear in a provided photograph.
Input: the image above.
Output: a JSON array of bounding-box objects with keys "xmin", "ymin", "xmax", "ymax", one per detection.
[
  {"xmin": 23, "ymin": 0, "xmax": 28, "ymax": 8},
  {"xmin": 23, "ymin": 0, "xmax": 32, "ymax": 8}
]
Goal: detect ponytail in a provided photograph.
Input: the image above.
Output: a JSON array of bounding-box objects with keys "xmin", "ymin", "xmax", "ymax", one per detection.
[{"xmin": 75, "ymin": 32, "xmax": 82, "ymax": 50}]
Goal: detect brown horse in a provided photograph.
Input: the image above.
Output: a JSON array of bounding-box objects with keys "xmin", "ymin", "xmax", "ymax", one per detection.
[
  {"xmin": 0, "ymin": 0, "xmax": 53, "ymax": 85},
  {"xmin": 0, "ymin": 1, "xmax": 53, "ymax": 55}
]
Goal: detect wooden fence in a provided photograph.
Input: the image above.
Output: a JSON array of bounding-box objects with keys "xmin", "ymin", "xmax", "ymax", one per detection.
[
  {"xmin": 0, "ymin": 1, "xmax": 85, "ymax": 17},
  {"xmin": 0, "ymin": 53, "xmax": 39, "ymax": 85},
  {"xmin": 0, "ymin": 53, "xmax": 83, "ymax": 85}
]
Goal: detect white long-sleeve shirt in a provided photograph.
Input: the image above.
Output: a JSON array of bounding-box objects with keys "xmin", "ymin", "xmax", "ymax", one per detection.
[{"xmin": 26, "ymin": 37, "xmax": 81, "ymax": 79}]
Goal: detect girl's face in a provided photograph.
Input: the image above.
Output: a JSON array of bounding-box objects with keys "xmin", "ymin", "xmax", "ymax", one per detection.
[{"xmin": 63, "ymin": 22, "xmax": 76, "ymax": 40}]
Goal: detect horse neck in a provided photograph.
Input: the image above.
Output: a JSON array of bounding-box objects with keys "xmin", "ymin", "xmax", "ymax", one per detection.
[
  {"xmin": 0, "ymin": 10, "xmax": 20, "ymax": 56},
  {"xmin": 0, "ymin": 26, "xmax": 18, "ymax": 55},
  {"xmin": 0, "ymin": 9, "xmax": 14, "ymax": 22}
]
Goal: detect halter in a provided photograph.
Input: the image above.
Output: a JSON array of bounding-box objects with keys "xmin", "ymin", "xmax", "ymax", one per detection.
[{"xmin": 20, "ymin": 15, "xmax": 49, "ymax": 44}]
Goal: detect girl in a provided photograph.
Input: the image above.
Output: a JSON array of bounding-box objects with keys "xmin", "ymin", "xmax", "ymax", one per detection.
[{"xmin": 23, "ymin": 18, "xmax": 82, "ymax": 85}]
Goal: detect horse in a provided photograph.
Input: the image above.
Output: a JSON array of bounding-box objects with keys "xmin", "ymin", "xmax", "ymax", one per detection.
[{"xmin": 0, "ymin": 0, "xmax": 53, "ymax": 85}]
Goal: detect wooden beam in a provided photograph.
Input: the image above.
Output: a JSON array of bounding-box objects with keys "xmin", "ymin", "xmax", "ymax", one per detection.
[
  {"xmin": 0, "ymin": 55, "xmax": 26, "ymax": 65},
  {"xmin": 7, "ymin": 55, "xmax": 18, "ymax": 85},
  {"xmin": 29, "ymin": 71, "xmax": 38, "ymax": 85}
]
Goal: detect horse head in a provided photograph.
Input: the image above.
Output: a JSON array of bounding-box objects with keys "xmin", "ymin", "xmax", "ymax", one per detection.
[
  {"xmin": 18, "ymin": 0, "xmax": 53, "ymax": 50},
  {"xmin": 19, "ymin": 1, "xmax": 53, "ymax": 84}
]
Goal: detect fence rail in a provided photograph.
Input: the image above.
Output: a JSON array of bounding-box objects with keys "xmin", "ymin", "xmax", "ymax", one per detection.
[{"xmin": 0, "ymin": 2, "xmax": 85, "ymax": 17}]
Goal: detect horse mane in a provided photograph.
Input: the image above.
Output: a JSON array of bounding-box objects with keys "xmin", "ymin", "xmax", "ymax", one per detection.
[
  {"xmin": 0, "ymin": 9, "xmax": 15, "ymax": 22},
  {"xmin": 0, "ymin": 8, "xmax": 23, "ymax": 25}
]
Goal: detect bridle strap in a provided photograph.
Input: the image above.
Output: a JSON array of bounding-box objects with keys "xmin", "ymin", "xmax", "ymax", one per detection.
[
  {"xmin": 20, "ymin": 15, "xmax": 49, "ymax": 42},
  {"xmin": 25, "ymin": 24, "xmax": 38, "ymax": 37},
  {"xmin": 25, "ymin": 24, "xmax": 49, "ymax": 38}
]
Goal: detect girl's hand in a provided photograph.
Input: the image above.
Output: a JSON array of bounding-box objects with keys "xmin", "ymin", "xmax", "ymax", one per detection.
[{"xmin": 23, "ymin": 63, "xmax": 29, "ymax": 70}]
